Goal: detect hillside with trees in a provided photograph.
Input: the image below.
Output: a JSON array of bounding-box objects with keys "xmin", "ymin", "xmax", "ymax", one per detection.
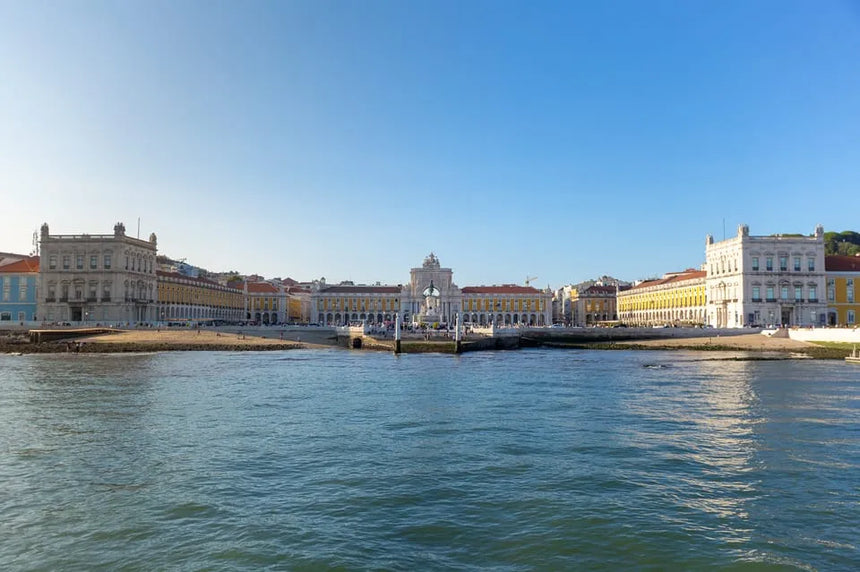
[{"xmin": 824, "ymin": 231, "xmax": 860, "ymax": 256}]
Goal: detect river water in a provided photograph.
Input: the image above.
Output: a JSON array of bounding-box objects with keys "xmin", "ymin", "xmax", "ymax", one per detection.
[{"xmin": 0, "ymin": 349, "xmax": 857, "ymax": 570}]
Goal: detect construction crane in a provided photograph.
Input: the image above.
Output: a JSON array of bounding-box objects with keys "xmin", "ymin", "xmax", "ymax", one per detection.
[{"xmin": 525, "ymin": 275, "xmax": 538, "ymax": 286}]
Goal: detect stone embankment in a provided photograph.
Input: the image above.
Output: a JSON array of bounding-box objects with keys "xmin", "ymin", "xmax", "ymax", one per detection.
[{"xmin": 1, "ymin": 326, "xmax": 852, "ymax": 358}]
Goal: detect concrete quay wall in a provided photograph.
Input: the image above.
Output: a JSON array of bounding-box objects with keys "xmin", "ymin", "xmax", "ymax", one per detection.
[
  {"xmin": 786, "ymin": 328, "xmax": 860, "ymax": 344},
  {"xmin": 522, "ymin": 327, "xmax": 760, "ymax": 344}
]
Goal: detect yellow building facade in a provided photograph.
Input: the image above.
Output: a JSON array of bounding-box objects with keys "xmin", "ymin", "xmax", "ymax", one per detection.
[
  {"xmin": 156, "ymin": 271, "xmax": 244, "ymax": 323},
  {"xmin": 825, "ymin": 255, "xmax": 860, "ymax": 326},
  {"xmin": 314, "ymin": 286, "xmax": 402, "ymax": 325},
  {"xmin": 617, "ymin": 269, "xmax": 707, "ymax": 326},
  {"xmin": 460, "ymin": 286, "xmax": 549, "ymax": 326}
]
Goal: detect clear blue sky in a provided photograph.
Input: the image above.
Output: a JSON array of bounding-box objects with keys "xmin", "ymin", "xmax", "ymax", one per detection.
[{"xmin": 2, "ymin": 1, "xmax": 859, "ymax": 288}]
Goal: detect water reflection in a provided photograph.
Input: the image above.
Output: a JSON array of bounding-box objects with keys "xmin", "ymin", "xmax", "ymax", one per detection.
[{"xmin": 0, "ymin": 350, "xmax": 856, "ymax": 570}]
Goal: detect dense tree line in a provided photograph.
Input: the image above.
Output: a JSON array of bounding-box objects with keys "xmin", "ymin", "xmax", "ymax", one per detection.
[{"xmin": 824, "ymin": 231, "xmax": 860, "ymax": 256}]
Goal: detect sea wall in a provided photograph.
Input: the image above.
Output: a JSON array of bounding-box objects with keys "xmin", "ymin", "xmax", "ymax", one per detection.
[{"xmin": 786, "ymin": 328, "xmax": 860, "ymax": 343}]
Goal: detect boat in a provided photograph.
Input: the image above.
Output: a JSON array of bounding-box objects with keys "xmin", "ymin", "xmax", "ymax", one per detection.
[{"xmin": 846, "ymin": 346, "xmax": 860, "ymax": 364}]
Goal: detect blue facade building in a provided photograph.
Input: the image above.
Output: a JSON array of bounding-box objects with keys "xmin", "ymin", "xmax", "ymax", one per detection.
[{"xmin": 0, "ymin": 257, "xmax": 39, "ymax": 323}]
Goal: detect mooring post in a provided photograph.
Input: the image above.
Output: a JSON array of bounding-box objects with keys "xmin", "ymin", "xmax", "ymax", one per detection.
[
  {"xmin": 394, "ymin": 312, "xmax": 402, "ymax": 354},
  {"xmin": 454, "ymin": 312, "xmax": 462, "ymax": 353}
]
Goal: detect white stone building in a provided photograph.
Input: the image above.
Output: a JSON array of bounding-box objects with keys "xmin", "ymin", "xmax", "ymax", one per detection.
[
  {"xmin": 38, "ymin": 222, "xmax": 158, "ymax": 324},
  {"xmin": 705, "ymin": 224, "xmax": 827, "ymax": 327}
]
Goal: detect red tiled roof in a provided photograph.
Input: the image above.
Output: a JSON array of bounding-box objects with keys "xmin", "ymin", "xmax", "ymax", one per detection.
[
  {"xmin": 0, "ymin": 256, "xmax": 39, "ymax": 273},
  {"xmin": 247, "ymin": 282, "xmax": 279, "ymax": 293},
  {"xmin": 156, "ymin": 270, "xmax": 241, "ymax": 290},
  {"xmin": 461, "ymin": 285, "xmax": 543, "ymax": 294},
  {"xmin": 321, "ymin": 285, "xmax": 401, "ymax": 294},
  {"xmin": 630, "ymin": 270, "xmax": 705, "ymax": 290},
  {"xmin": 826, "ymin": 255, "xmax": 860, "ymax": 272}
]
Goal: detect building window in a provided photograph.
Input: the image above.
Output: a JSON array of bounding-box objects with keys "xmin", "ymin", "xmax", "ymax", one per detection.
[
  {"xmin": 103, "ymin": 284, "xmax": 111, "ymax": 301},
  {"xmin": 809, "ymin": 285, "xmax": 817, "ymax": 302},
  {"xmin": 19, "ymin": 280, "xmax": 28, "ymax": 301},
  {"xmin": 794, "ymin": 286, "xmax": 802, "ymax": 301},
  {"xmin": 752, "ymin": 257, "xmax": 759, "ymax": 271},
  {"xmin": 794, "ymin": 257, "xmax": 801, "ymax": 271},
  {"xmin": 766, "ymin": 286, "xmax": 775, "ymax": 301},
  {"xmin": 49, "ymin": 255, "xmax": 57, "ymax": 269},
  {"xmin": 849, "ymin": 310, "xmax": 856, "ymax": 325},
  {"xmin": 61, "ymin": 284, "xmax": 69, "ymax": 301},
  {"xmin": 827, "ymin": 279, "xmax": 836, "ymax": 301},
  {"xmin": 2, "ymin": 280, "xmax": 9, "ymax": 301},
  {"xmin": 0, "ymin": 312, "xmax": 10, "ymax": 321},
  {"xmin": 808, "ymin": 258, "xmax": 815, "ymax": 271},
  {"xmin": 848, "ymin": 279, "xmax": 855, "ymax": 304},
  {"xmin": 780, "ymin": 286, "xmax": 788, "ymax": 300},
  {"xmin": 779, "ymin": 256, "xmax": 788, "ymax": 272},
  {"xmin": 63, "ymin": 255, "xmax": 70, "ymax": 270},
  {"xmin": 90, "ymin": 255, "xmax": 97, "ymax": 269},
  {"xmin": 76, "ymin": 255, "xmax": 83, "ymax": 270},
  {"xmin": 766, "ymin": 257, "xmax": 773, "ymax": 271},
  {"xmin": 18, "ymin": 311, "xmax": 25, "ymax": 322},
  {"xmin": 752, "ymin": 286, "xmax": 760, "ymax": 301},
  {"xmin": 104, "ymin": 254, "xmax": 111, "ymax": 269}
]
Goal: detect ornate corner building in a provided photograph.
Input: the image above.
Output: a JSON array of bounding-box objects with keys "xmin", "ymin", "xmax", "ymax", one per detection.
[
  {"xmin": 38, "ymin": 222, "xmax": 158, "ymax": 323},
  {"xmin": 705, "ymin": 224, "xmax": 827, "ymax": 328}
]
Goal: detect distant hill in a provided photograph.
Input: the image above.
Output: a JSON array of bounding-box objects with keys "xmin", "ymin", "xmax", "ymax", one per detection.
[
  {"xmin": 572, "ymin": 275, "xmax": 630, "ymax": 291},
  {"xmin": 824, "ymin": 231, "xmax": 860, "ymax": 256}
]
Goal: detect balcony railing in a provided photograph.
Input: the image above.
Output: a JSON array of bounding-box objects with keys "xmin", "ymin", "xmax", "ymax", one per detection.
[
  {"xmin": 765, "ymin": 298, "xmax": 776, "ymax": 303},
  {"xmin": 808, "ymin": 298, "xmax": 819, "ymax": 303},
  {"xmin": 86, "ymin": 297, "xmax": 97, "ymax": 302},
  {"xmin": 59, "ymin": 297, "xmax": 69, "ymax": 302},
  {"xmin": 45, "ymin": 297, "xmax": 56, "ymax": 303},
  {"xmin": 751, "ymin": 298, "xmax": 762, "ymax": 303}
]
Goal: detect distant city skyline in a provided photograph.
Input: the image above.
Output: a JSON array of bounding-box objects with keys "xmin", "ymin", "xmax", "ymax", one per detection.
[{"xmin": 3, "ymin": 1, "xmax": 859, "ymax": 287}]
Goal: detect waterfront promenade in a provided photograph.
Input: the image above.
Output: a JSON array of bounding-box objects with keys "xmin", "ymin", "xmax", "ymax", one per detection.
[{"xmin": 0, "ymin": 324, "xmax": 841, "ymax": 355}]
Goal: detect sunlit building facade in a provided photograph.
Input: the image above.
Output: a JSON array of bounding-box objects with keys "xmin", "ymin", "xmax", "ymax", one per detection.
[
  {"xmin": 617, "ymin": 269, "xmax": 706, "ymax": 327},
  {"xmin": 705, "ymin": 224, "xmax": 827, "ymax": 327},
  {"xmin": 310, "ymin": 253, "xmax": 552, "ymax": 327},
  {"xmin": 825, "ymin": 255, "xmax": 860, "ymax": 326},
  {"xmin": 156, "ymin": 271, "xmax": 244, "ymax": 323},
  {"xmin": 569, "ymin": 284, "xmax": 621, "ymax": 326},
  {"xmin": 312, "ymin": 283, "xmax": 402, "ymax": 326},
  {"xmin": 245, "ymin": 281, "xmax": 287, "ymax": 325},
  {"xmin": 460, "ymin": 285, "xmax": 549, "ymax": 326}
]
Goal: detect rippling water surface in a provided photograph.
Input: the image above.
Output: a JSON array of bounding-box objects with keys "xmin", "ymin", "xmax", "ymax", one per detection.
[{"xmin": 1, "ymin": 349, "xmax": 858, "ymax": 570}]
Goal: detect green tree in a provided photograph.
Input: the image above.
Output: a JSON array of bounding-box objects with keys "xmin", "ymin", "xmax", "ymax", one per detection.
[{"xmin": 824, "ymin": 231, "xmax": 860, "ymax": 256}]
